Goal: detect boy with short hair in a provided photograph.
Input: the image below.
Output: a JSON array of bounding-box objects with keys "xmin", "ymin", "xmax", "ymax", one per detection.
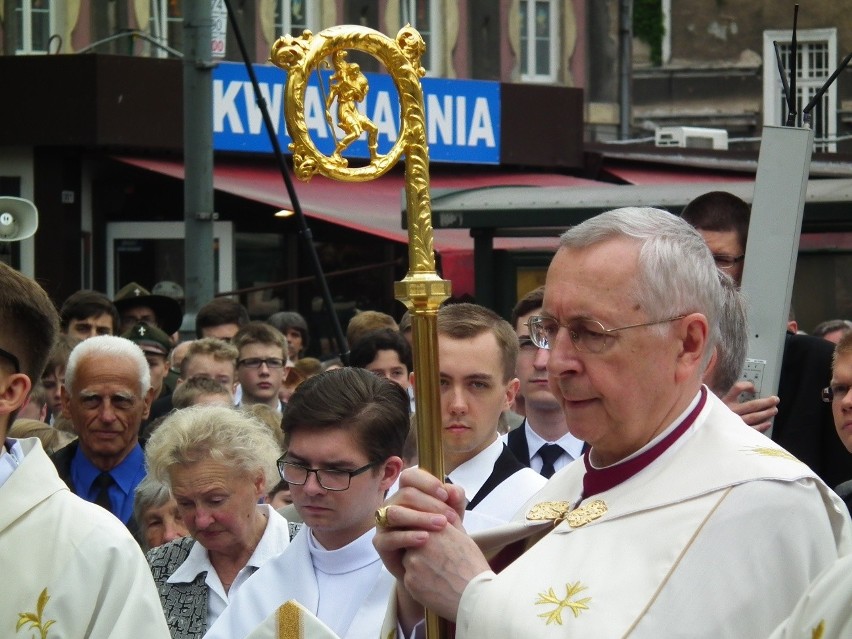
[{"xmin": 59, "ymin": 289, "xmax": 119, "ymax": 341}]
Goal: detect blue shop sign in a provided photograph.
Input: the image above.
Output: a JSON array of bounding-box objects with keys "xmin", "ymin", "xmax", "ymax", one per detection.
[{"xmin": 212, "ymin": 62, "xmax": 500, "ymax": 165}]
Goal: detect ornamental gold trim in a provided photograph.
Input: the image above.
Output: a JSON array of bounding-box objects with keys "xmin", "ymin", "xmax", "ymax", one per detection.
[
  {"xmin": 526, "ymin": 501, "xmax": 572, "ymax": 522},
  {"xmin": 744, "ymin": 446, "xmax": 800, "ymax": 463},
  {"xmin": 16, "ymin": 588, "xmax": 55, "ymax": 639},
  {"xmin": 567, "ymin": 499, "xmax": 608, "ymax": 528},
  {"xmin": 535, "ymin": 582, "xmax": 592, "ymax": 625}
]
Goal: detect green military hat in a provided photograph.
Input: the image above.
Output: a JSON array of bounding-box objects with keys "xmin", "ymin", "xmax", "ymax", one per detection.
[
  {"xmin": 113, "ymin": 282, "xmax": 183, "ymax": 335},
  {"xmin": 122, "ymin": 322, "xmax": 172, "ymax": 356}
]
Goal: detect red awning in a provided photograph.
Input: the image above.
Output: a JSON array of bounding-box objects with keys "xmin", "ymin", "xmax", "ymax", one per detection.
[
  {"xmin": 113, "ymin": 156, "xmax": 603, "ymax": 295},
  {"xmin": 114, "ymin": 156, "xmax": 600, "ymax": 251},
  {"xmin": 601, "ymin": 164, "xmax": 753, "ymax": 186}
]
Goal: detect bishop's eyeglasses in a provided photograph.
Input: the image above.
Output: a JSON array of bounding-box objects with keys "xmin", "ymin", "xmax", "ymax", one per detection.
[{"xmin": 526, "ymin": 315, "xmax": 686, "ymax": 353}]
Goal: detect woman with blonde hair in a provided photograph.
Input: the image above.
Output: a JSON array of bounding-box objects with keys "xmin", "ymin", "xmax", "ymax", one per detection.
[{"xmin": 145, "ymin": 405, "xmax": 293, "ymax": 638}]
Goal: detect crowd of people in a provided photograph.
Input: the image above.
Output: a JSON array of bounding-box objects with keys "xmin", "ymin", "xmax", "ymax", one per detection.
[{"xmin": 2, "ymin": 190, "xmax": 852, "ymax": 637}]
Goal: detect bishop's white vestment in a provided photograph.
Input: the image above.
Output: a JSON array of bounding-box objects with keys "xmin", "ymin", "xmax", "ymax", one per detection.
[
  {"xmin": 452, "ymin": 392, "xmax": 852, "ymax": 638},
  {"xmin": 377, "ymin": 390, "xmax": 852, "ymax": 638}
]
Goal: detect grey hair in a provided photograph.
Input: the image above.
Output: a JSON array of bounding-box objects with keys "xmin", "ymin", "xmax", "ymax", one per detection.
[
  {"xmin": 145, "ymin": 405, "xmax": 281, "ymax": 492},
  {"xmin": 559, "ymin": 207, "xmax": 722, "ymax": 366},
  {"xmin": 133, "ymin": 475, "xmax": 173, "ymax": 550},
  {"xmin": 65, "ymin": 335, "xmax": 151, "ymax": 395},
  {"xmin": 707, "ymin": 273, "xmax": 747, "ymax": 396},
  {"xmin": 814, "ymin": 319, "xmax": 852, "ymax": 339}
]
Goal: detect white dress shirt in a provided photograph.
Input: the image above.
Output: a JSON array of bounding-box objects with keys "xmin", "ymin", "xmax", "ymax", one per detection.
[
  {"xmin": 167, "ymin": 504, "xmax": 291, "ymax": 629},
  {"xmin": 522, "ymin": 422, "xmax": 585, "ymax": 474}
]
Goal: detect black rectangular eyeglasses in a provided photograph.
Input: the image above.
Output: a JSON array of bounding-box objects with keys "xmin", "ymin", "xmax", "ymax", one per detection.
[
  {"xmin": 238, "ymin": 357, "xmax": 286, "ymax": 369},
  {"xmin": 277, "ymin": 459, "xmax": 378, "ymax": 491}
]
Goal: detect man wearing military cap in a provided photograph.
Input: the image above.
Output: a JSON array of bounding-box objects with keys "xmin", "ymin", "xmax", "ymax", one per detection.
[
  {"xmin": 123, "ymin": 322, "xmax": 174, "ymax": 400},
  {"xmin": 113, "ymin": 282, "xmax": 183, "ymax": 336}
]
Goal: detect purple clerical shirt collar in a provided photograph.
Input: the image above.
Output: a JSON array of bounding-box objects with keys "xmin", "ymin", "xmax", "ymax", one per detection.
[{"xmin": 581, "ymin": 387, "xmax": 707, "ymax": 500}]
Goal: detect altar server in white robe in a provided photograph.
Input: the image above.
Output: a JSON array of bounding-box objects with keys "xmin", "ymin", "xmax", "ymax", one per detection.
[
  {"xmin": 768, "ymin": 552, "xmax": 852, "ymax": 639},
  {"xmin": 0, "ymin": 261, "xmax": 170, "ymax": 638},
  {"xmin": 204, "ymin": 367, "xmax": 408, "ymax": 639},
  {"xmin": 373, "ymin": 207, "xmax": 852, "ymax": 638}
]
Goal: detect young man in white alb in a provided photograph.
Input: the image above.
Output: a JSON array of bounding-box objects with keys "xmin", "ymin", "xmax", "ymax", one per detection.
[{"xmin": 204, "ymin": 367, "xmax": 407, "ymax": 639}]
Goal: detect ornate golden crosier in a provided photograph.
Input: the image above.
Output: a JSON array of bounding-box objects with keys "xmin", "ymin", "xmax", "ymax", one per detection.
[{"xmin": 271, "ymin": 25, "xmax": 451, "ymax": 639}]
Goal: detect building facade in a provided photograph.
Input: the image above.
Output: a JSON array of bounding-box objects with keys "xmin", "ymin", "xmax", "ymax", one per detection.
[
  {"xmin": 1, "ymin": 1, "xmax": 850, "ymax": 333},
  {"xmin": 0, "ymin": 1, "xmax": 589, "ymax": 345}
]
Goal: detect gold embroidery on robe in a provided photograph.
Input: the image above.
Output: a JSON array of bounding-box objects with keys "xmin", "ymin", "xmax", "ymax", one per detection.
[
  {"xmin": 277, "ymin": 601, "xmax": 302, "ymax": 639},
  {"xmin": 526, "ymin": 501, "xmax": 571, "ymax": 522},
  {"xmin": 535, "ymin": 582, "xmax": 591, "ymax": 625},
  {"xmin": 16, "ymin": 588, "xmax": 55, "ymax": 639},
  {"xmin": 744, "ymin": 446, "xmax": 800, "ymax": 463},
  {"xmin": 567, "ymin": 499, "xmax": 608, "ymax": 527}
]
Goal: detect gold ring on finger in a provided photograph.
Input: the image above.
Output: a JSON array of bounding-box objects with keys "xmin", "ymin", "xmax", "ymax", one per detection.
[{"xmin": 375, "ymin": 505, "xmax": 391, "ymax": 528}]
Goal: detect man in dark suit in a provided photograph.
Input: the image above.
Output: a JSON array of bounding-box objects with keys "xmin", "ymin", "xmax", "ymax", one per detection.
[
  {"xmin": 682, "ymin": 191, "xmax": 852, "ymax": 487},
  {"xmin": 52, "ymin": 335, "xmax": 155, "ymax": 537},
  {"xmin": 505, "ymin": 286, "xmax": 584, "ymax": 477}
]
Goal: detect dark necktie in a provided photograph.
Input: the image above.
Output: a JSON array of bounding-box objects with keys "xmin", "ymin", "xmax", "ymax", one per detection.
[
  {"xmin": 537, "ymin": 444, "xmax": 563, "ymax": 479},
  {"xmin": 93, "ymin": 472, "xmax": 114, "ymax": 513}
]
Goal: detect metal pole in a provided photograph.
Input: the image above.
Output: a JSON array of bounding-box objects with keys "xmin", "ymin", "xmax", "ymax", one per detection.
[
  {"xmin": 618, "ymin": 0, "xmax": 633, "ymax": 140},
  {"xmin": 182, "ymin": 0, "xmax": 216, "ymax": 338}
]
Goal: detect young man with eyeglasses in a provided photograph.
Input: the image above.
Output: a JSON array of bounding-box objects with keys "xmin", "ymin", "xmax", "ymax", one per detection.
[
  {"xmin": 505, "ymin": 286, "xmax": 584, "ymax": 477},
  {"xmin": 682, "ymin": 191, "xmax": 852, "ymax": 489},
  {"xmin": 204, "ymin": 367, "xmax": 406, "ymax": 639},
  {"xmin": 233, "ymin": 322, "xmax": 289, "ymax": 412},
  {"xmin": 0, "ymin": 262, "xmax": 170, "ymax": 637},
  {"xmin": 374, "ymin": 208, "xmax": 850, "ymax": 639}
]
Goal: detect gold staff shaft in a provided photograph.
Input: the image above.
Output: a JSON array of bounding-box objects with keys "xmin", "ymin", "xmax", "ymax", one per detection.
[{"xmin": 272, "ymin": 24, "xmax": 451, "ymax": 639}]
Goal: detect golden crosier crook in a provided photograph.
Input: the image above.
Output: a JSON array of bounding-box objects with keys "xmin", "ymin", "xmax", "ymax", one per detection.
[{"xmin": 271, "ymin": 25, "xmax": 451, "ymax": 638}]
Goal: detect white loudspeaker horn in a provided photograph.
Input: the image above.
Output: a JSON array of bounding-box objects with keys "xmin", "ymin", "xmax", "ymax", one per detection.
[{"xmin": 0, "ymin": 197, "xmax": 38, "ymax": 242}]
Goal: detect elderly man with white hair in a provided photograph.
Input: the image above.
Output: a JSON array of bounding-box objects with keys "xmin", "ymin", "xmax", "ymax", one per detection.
[
  {"xmin": 373, "ymin": 207, "xmax": 852, "ymax": 638},
  {"xmin": 52, "ymin": 334, "xmax": 154, "ymax": 536}
]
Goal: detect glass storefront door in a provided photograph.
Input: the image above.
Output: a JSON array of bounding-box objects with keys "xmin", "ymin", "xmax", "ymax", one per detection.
[{"xmin": 106, "ymin": 221, "xmax": 234, "ymax": 298}]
